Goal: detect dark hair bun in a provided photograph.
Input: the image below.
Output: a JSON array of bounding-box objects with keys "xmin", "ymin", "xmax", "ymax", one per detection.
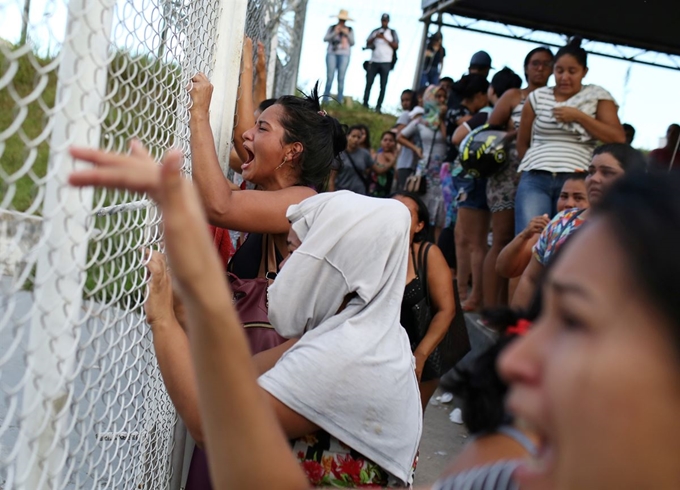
[
  {"xmin": 555, "ymin": 36, "xmax": 588, "ymax": 68},
  {"xmin": 567, "ymin": 36, "xmax": 583, "ymax": 49},
  {"xmin": 275, "ymin": 81, "xmax": 347, "ymax": 191}
]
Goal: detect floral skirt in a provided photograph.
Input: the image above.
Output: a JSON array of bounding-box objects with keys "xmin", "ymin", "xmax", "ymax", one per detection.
[{"xmin": 292, "ymin": 430, "xmax": 415, "ymax": 487}]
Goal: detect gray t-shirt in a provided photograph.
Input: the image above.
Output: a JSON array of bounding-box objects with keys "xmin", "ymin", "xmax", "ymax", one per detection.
[
  {"xmin": 324, "ymin": 24, "xmax": 355, "ymax": 56},
  {"xmin": 396, "ymin": 111, "xmax": 416, "ymax": 170},
  {"xmin": 401, "ymin": 119, "xmax": 448, "ymax": 165},
  {"xmin": 335, "ymin": 148, "xmax": 373, "ymax": 194}
]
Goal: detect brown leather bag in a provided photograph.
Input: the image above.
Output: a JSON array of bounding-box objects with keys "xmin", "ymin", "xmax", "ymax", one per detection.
[{"xmin": 227, "ymin": 234, "xmax": 287, "ymax": 354}]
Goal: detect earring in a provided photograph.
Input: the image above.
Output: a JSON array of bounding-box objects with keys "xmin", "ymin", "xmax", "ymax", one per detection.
[{"xmin": 275, "ymin": 156, "xmax": 288, "ymax": 170}]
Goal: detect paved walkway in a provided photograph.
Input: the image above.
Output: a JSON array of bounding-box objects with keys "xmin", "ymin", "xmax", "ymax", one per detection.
[
  {"xmin": 414, "ymin": 390, "xmax": 468, "ymax": 486},
  {"xmin": 414, "ymin": 313, "xmax": 499, "ymax": 486}
]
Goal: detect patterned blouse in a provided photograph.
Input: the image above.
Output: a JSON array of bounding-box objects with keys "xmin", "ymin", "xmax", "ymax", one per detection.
[{"xmin": 533, "ymin": 208, "xmax": 587, "ymax": 265}]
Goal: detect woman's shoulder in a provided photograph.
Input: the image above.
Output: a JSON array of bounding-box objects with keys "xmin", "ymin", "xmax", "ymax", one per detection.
[
  {"xmin": 499, "ymin": 88, "xmax": 523, "ymax": 105},
  {"xmin": 529, "ymin": 86, "xmax": 554, "ymax": 104},
  {"xmin": 421, "ymin": 241, "xmax": 448, "ymax": 266},
  {"xmin": 582, "ymin": 84, "xmax": 616, "ymax": 102}
]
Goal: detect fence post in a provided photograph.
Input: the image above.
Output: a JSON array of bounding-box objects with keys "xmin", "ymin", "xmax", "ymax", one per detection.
[
  {"xmin": 15, "ymin": 0, "xmax": 115, "ymax": 488},
  {"xmin": 208, "ymin": 0, "xmax": 248, "ymax": 175}
]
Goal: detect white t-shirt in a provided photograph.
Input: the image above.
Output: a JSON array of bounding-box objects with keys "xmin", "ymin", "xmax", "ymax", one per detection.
[
  {"xmin": 369, "ymin": 28, "xmax": 398, "ymax": 63},
  {"xmin": 260, "ymin": 192, "xmax": 422, "ymax": 485}
]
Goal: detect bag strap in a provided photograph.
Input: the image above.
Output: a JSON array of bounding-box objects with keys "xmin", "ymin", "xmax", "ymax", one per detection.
[
  {"xmin": 346, "ymin": 152, "xmax": 369, "ymax": 192},
  {"xmin": 420, "ymin": 127, "xmax": 437, "ymax": 170},
  {"xmin": 260, "ymin": 234, "xmax": 278, "ymax": 282},
  {"xmin": 414, "ymin": 242, "xmax": 432, "ymax": 306}
]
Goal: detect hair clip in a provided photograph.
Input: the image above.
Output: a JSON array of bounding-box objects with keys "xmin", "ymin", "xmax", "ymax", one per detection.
[
  {"xmin": 506, "ymin": 319, "xmax": 531, "ymax": 336},
  {"xmin": 318, "ymin": 110, "xmax": 328, "ymax": 117}
]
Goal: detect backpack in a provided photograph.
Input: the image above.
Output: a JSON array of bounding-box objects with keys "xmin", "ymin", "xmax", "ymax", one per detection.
[{"xmin": 366, "ymin": 27, "xmax": 398, "ymax": 70}]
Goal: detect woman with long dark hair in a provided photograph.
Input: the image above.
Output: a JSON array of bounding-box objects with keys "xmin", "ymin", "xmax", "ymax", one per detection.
[{"xmin": 393, "ymin": 191, "xmax": 456, "ymax": 410}]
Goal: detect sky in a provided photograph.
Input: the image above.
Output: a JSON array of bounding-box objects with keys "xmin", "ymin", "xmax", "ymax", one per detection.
[
  {"xmin": 297, "ymin": 0, "xmax": 680, "ymax": 150},
  {"xmin": 2, "ymin": 0, "xmax": 678, "ymax": 150}
]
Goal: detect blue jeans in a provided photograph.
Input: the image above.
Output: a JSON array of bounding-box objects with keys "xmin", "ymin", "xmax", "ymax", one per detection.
[
  {"xmin": 419, "ymin": 67, "xmax": 440, "ymax": 89},
  {"xmin": 514, "ymin": 170, "xmax": 577, "ymax": 235},
  {"xmin": 363, "ymin": 62, "xmax": 392, "ymax": 111},
  {"xmin": 324, "ymin": 53, "xmax": 350, "ymax": 103}
]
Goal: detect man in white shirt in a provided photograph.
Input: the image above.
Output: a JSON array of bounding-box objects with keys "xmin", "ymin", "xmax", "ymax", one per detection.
[{"xmin": 362, "ymin": 13, "xmax": 399, "ymax": 114}]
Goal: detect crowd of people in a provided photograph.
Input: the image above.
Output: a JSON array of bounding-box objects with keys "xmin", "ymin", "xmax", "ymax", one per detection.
[{"xmin": 64, "ymin": 18, "xmax": 680, "ymax": 490}]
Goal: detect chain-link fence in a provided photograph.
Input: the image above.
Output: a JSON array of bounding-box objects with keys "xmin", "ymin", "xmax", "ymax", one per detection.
[{"xmin": 0, "ymin": 0, "xmax": 304, "ymax": 487}]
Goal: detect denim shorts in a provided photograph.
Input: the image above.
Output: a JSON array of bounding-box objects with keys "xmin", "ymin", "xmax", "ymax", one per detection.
[{"xmin": 454, "ymin": 175, "xmax": 489, "ymax": 211}]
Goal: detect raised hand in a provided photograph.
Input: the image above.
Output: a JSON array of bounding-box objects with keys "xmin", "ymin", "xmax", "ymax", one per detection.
[
  {"xmin": 69, "ymin": 140, "xmax": 163, "ymax": 201},
  {"xmin": 188, "ymin": 72, "xmax": 214, "ymax": 116}
]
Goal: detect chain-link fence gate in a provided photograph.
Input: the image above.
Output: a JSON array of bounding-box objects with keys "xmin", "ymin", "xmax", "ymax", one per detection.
[{"xmin": 1, "ymin": 0, "xmax": 306, "ymax": 488}]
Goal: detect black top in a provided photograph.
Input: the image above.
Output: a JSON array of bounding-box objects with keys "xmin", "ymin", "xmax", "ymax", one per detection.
[
  {"xmin": 424, "ymin": 45, "xmax": 446, "ymax": 71},
  {"xmin": 228, "ymin": 233, "xmax": 284, "ymax": 280},
  {"xmin": 400, "ymin": 276, "xmax": 426, "ymax": 345}
]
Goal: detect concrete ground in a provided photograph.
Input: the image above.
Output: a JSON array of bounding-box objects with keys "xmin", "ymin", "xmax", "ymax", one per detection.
[
  {"xmin": 413, "ymin": 312, "xmax": 499, "ymax": 486},
  {"xmin": 413, "ymin": 390, "xmax": 469, "ymax": 486}
]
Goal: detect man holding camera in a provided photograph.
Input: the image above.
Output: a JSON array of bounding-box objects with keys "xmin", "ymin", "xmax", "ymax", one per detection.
[
  {"xmin": 362, "ymin": 13, "xmax": 399, "ymax": 114},
  {"xmin": 323, "ymin": 9, "xmax": 355, "ymax": 104}
]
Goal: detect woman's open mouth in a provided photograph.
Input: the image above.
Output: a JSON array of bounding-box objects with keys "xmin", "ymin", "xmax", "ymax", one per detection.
[
  {"xmin": 242, "ymin": 146, "xmax": 255, "ymax": 171},
  {"xmin": 513, "ymin": 417, "xmax": 555, "ymax": 485}
]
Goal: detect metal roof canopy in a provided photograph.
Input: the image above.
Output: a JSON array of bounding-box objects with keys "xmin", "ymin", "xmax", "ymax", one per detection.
[{"xmin": 420, "ymin": 0, "xmax": 680, "ymax": 72}]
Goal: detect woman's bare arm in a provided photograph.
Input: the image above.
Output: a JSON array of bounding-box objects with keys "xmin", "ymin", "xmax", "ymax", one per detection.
[
  {"xmin": 254, "ymin": 41, "xmax": 268, "ymax": 108},
  {"xmin": 516, "ymin": 102, "xmax": 535, "ymax": 160},
  {"xmin": 575, "ymin": 100, "xmax": 625, "ymax": 143},
  {"xmin": 496, "ymin": 214, "xmax": 549, "ymax": 278},
  {"xmin": 488, "ymin": 88, "xmax": 521, "ymax": 127},
  {"xmin": 69, "ymin": 141, "xmax": 314, "ymax": 233},
  {"xmin": 451, "ymin": 123, "xmax": 471, "ymax": 147},
  {"xmin": 510, "ymin": 256, "xmax": 544, "ymax": 309},
  {"xmin": 232, "ymin": 38, "xmax": 256, "ymax": 164},
  {"xmin": 496, "ymin": 235, "xmax": 539, "ymax": 279},
  {"xmin": 397, "ymin": 135, "xmax": 423, "ymax": 160}
]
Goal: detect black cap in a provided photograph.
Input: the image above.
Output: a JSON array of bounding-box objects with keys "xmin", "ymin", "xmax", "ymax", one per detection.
[
  {"xmin": 381, "ymin": 13, "xmax": 390, "ymax": 21},
  {"xmin": 469, "ymin": 50, "xmax": 493, "ymax": 68}
]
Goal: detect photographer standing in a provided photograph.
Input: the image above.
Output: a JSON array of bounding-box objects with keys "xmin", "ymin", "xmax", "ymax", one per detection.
[
  {"xmin": 323, "ymin": 9, "xmax": 355, "ymax": 104},
  {"xmin": 362, "ymin": 13, "xmax": 399, "ymax": 114}
]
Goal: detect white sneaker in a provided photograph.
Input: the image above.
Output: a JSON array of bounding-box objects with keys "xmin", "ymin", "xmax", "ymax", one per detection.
[
  {"xmin": 449, "ymin": 408, "xmax": 463, "ymax": 424},
  {"xmin": 439, "ymin": 392, "xmax": 454, "ymax": 404}
]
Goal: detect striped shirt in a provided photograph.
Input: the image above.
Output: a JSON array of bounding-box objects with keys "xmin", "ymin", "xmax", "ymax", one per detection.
[
  {"xmin": 431, "ymin": 460, "xmax": 521, "ymax": 490},
  {"xmin": 518, "ymin": 85, "xmax": 616, "ymax": 173}
]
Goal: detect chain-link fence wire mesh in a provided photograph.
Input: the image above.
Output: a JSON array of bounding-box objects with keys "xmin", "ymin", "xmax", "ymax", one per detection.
[
  {"xmin": 0, "ymin": 0, "xmax": 231, "ymax": 487},
  {"xmin": 227, "ymin": 0, "xmax": 305, "ymax": 192}
]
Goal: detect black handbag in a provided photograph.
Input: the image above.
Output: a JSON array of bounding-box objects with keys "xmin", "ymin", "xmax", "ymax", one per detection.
[{"xmin": 411, "ymin": 243, "xmax": 471, "ymax": 380}]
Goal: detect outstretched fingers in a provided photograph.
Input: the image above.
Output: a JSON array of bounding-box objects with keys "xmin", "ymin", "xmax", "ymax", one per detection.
[
  {"xmin": 69, "ymin": 142, "xmax": 162, "ymax": 198},
  {"xmin": 156, "ymin": 149, "xmax": 216, "ymax": 287}
]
